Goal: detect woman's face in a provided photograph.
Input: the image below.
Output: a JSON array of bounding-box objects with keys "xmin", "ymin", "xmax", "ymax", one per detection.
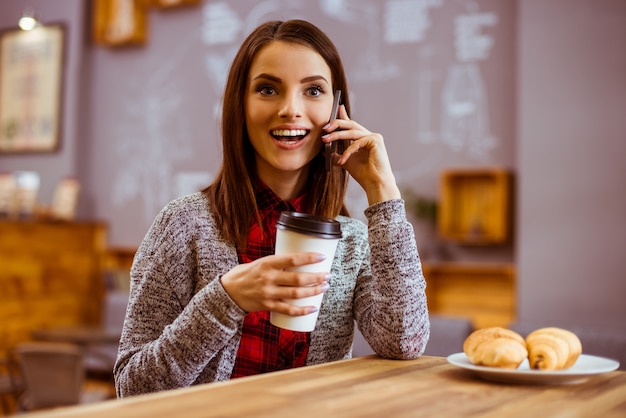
[{"xmin": 245, "ymin": 41, "xmax": 334, "ymax": 186}]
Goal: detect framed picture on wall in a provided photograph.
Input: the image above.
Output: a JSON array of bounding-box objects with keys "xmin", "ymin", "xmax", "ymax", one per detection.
[
  {"xmin": 51, "ymin": 177, "xmax": 80, "ymax": 220},
  {"xmin": 0, "ymin": 24, "xmax": 65, "ymax": 153}
]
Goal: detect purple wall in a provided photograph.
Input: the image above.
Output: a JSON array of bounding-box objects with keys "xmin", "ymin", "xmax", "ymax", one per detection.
[{"xmin": 517, "ymin": 0, "xmax": 626, "ymax": 329}]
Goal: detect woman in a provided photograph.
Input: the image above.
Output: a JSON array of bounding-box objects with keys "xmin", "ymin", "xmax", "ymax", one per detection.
[{"xmin": 114, "ymin": 19, "xmax": 429, "ymax": 398}]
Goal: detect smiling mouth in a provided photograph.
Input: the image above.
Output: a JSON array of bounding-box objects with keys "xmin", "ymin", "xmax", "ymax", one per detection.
[{"xmin": 271, "ymin": 129, "xmax": 309, "ymax": 144}]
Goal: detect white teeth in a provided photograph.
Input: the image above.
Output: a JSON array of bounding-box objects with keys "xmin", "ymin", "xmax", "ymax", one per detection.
[{"xmin": 272, "ymin": 129, "xmax": 307, "ymax": 137}]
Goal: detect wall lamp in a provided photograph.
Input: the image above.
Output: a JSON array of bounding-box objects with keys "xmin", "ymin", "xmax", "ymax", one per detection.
[{"xmin": 18, "ymin": 9, "xmax": 41, "ymax": 31}]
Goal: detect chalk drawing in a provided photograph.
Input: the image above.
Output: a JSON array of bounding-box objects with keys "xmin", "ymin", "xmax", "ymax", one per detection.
[
  {"xmin": 111, "ymin": 28, "xmax": 200, "ymax": 222},
  {"xmin": 243, "ymin": 0, "xmax": 308, "ymax": 32},
  {"xmin": 319, "ymin": 0, "xmax": 361, "ymax": 23},
  {"xmin": 97, "ymin": 0, "xmax": 515, "ymax": 247},
  {"xmin": 111, "ymin": 86, "xmax": 193, "ymax": 222},
  {"xmin": 202, "ymin": 2, "xmax": 241, "ymax": 45},
  {"xmin": 455, "ymin": 10, "xmax": 498, "ymax": 62},
  {"xmin": 352, "ymin": 2, "xmax": 400, "ymax": 82},
  {"xmin": 439, "ymin": 6, "xmax": 497, "ymax": 158},
  {"xmin": 410, "ymin": 2, "xmax": 498, "ymax": 160},
  {"xmin": 414, "ymin": 45, "xmax": 442, "ymax": 145},
  {"xmin": 440, "ymin": 62, "xmax": 495, "ymax": 158},
  {"xmin": 384, "ymin": 0, "xmax": 443, "ymax": 44}
]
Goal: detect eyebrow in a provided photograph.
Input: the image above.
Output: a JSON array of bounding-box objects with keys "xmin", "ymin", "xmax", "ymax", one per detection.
[{"xmin": 252, "ymin": 73, "xmax": 329, "ymax": 85}]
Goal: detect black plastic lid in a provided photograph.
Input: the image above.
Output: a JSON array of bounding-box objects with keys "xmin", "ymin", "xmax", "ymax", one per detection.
[{"xmin": 276, "ymin": 211, "xmax": 342, "ymax": 239}]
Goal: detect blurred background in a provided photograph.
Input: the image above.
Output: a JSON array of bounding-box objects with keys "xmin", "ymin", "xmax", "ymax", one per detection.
[{"xmin": 0, "ymin": 0, "xmax": 625, "ymax": 413}]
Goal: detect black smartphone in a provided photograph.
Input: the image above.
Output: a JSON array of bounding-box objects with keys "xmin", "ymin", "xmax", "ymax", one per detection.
[{"xmin": 325, "ymin": 90, "xmax": 342, "ymax": 172}]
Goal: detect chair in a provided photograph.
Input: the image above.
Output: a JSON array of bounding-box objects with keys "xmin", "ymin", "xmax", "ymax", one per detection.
[
  {"xmin": 0, "ymin": 352, "xmax": 23, "ymax": 415},
  {"xmin": 423, "ymin": 315, "xmax": 474, "ymax": 356},
  {"xmin": 83, "ymin": 290, "xmax": 129, "ymax": 377},
  {"xmin": 352, "ymin": 314, "xmax": 474, "ymax": 357},
  {"xmin": 14, "ymin": 342, "xmax": 111, "ymax": 412},
  {"xmin": 82, "ymin": 255, "xmax": 131, "ymax": 379}
]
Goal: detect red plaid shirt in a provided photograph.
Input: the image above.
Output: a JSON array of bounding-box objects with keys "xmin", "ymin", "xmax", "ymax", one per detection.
[{"xmin": 230, "ymin": 184, "xmax": 310, "ymax": 379}]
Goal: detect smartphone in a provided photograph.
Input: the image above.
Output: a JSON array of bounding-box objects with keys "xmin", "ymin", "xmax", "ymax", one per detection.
[{"xmin": 325, "ymin": 90, "xmax": 342, "ymax": 172}]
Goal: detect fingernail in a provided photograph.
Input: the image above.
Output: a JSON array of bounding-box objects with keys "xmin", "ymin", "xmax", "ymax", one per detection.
[
  {"xmin": 321, "ymin": 283, "xmax": 330, "ymax": 292},
  {"xmin": 315, "ymin": 254, "xmax": 327, "ymax": 261},
  {"xmin": 321, "ymin": 133, "xmax": 330, "ymax": 139},
  {"xmin": 323, "ymin": 123, "xmax": 330, "ymax": 129},
  {"xmin": 309, "ymin": 307, "xmax": 319, "ymax": 313},
  {"xmin": 324, "ymin": 273, "xmax": 332, "ymax": 281}
]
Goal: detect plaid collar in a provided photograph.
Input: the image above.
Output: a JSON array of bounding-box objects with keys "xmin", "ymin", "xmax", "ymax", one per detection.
[{"xmin": 251, "ymin": 181, "xmax": 305, "ymax": 244}]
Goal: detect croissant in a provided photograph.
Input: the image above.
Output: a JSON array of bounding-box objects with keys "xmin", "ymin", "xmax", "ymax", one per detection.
[
  {"xmin": 525, "ymin": 327, "xmax": 582, "ymax": 370},
  {"xmin": 463, "ymin": 327, "xmax": 528, "ymax": 369}
]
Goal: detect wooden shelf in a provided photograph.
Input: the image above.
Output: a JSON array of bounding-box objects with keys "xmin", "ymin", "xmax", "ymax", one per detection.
[
  {"xmin": 438, "ymin": 168, "xmax": 513, "ymax": 245},
  {"xmin": 423, "ymin": 262, "xmax": 516, "ymax": 329}
]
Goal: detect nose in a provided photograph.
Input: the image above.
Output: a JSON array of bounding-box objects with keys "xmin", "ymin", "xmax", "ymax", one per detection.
[{"xmin": 277, "ymin": 93, "xmax": 302, "ymax": 119}]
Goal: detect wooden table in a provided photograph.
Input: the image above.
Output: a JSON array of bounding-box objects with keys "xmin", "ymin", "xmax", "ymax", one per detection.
[{"xmin": 21, "ymin": 355, "xmax": 626, "ymax": 418}]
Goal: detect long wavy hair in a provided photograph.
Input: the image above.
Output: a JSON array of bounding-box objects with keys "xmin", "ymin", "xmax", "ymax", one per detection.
[{"xmin": 204, "ymin": 20, "xmax": 351, "ymax": 250}]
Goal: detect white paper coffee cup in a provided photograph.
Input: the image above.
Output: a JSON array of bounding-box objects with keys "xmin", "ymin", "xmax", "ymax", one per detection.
[{"xmin": 269, "ymin": 211, "xmax": 342, "ymax": 332}]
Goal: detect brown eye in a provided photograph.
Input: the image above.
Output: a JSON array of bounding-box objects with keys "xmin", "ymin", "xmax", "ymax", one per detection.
[
  {"xmin": 256, "ymin": 85, "xmax": 276, "ymax": 96},
  {"xmin": 307, "ymin": 86, "xmax": 323, "ymax": 97}
]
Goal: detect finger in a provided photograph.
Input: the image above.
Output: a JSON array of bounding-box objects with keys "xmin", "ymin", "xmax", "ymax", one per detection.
[
  {"xmin": 266, "ymin": 281, "xmax": 331, "ymax": 314},
  {"xmin": 322, "ymin": 115, "xmax": 363, "ymax": 137},
  {"xmin": 267, "ymin": 300, "xmax": 320, "ymax": 316},
  {"xmin": 337, "ymin": 136, "xmax": 370, "ymax": 161},
  {"xmin": 269, "ymin": 282, "xmax": 330, "ymax": 305},
  {"xmin": 266, "ymin": 252, "xmax": 327, "ymax": 269},
  {"xmin": 273, "ymin": 271, "xmax": 331, "ymax": 288},
  {"xmin": 324, "ymin": 116, "xmax": 364, "ymax": 132},
  {"xmin": 322, "ymin": 126, "xmax": 372, "ymax": 146},
  {"xmin": 338, "ymin": 104, "xmax": 350, "ymax": 120}
]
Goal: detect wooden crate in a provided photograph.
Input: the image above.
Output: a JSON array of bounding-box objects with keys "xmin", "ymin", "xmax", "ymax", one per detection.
[{"xmin": 438, "ymin": 168, "xmax": 513, "ymax": 245}]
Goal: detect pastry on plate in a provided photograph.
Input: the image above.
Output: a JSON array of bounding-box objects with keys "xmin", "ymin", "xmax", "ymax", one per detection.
[
  {"xmin": 525, "ymin": 327, "xmax": 582, "ymax": 370},
  {"xmin": 463, "ymin": 327, "xmax": 528, "ymax": 369}
]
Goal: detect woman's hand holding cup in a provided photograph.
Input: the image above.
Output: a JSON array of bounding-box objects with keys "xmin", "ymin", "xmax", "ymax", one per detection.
[{"xmin": 220, "ymin": 252, "xmax": 331, "ymax": 316}]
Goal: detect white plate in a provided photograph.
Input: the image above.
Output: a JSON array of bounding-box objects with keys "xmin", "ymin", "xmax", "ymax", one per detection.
[{"xmin": 447, "ymin": 353, "xmax": 620, "ymax": 385}]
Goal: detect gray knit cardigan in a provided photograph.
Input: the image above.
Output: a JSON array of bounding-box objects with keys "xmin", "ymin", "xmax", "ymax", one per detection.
[{"xmin": 114, "ymin": 192, "xmax": 430, "ymax": 397}]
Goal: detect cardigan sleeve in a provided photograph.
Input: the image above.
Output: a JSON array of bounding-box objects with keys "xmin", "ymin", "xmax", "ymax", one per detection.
[
  {"xmin": 353, "ymin": 199, "xmax": 430, "ymax": 359},
  {"xmin": 114, "ymin": 196, "xmax": 246, "ymax": 397}
]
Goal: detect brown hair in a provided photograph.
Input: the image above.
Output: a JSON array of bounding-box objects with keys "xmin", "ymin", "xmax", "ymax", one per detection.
[{"xmin": 204, "ymin": 20, "xmax": 351, "ymax": 250}]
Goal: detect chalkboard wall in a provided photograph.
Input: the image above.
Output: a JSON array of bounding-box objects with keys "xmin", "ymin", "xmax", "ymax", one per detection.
[{"xmin": 83, "ymin": 0, "xmax": 515, "ymax": 249}]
